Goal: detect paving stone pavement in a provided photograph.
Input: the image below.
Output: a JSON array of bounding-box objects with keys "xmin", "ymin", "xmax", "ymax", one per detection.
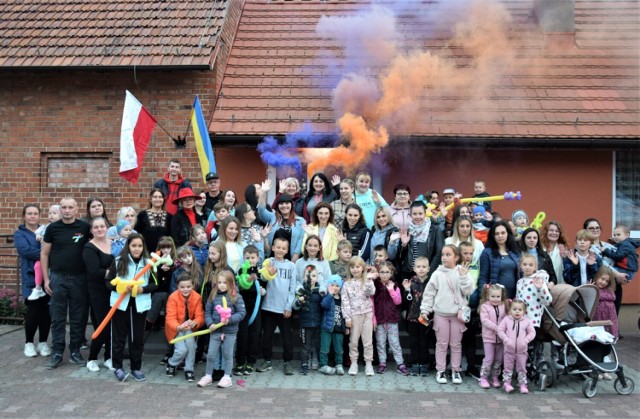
[{"xmin": 1, "ymin": 326, "xmax": 638, "ymax": 417}]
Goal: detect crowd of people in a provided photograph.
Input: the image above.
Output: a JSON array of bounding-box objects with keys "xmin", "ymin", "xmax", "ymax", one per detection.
[{"xmin": 14, "ymin": 158, "xmax": 638, "ymax": 391}]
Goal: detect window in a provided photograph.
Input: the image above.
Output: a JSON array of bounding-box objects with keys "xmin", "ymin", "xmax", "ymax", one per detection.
[{"xmin": 614, "ymin": 151, "xmax": 640, "ymax": 238}]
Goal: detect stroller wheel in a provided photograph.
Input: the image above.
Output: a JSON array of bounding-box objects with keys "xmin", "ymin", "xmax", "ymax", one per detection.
[
  {"xmin": 614, "ymin": 377, "xmax": 635, "ymax": 395},
  {"xmin": 582, "ymin": 378, "xmax": 598, "ymax": 398},
  {"xmin": 537, "ymin": 361, "xmax": 556, "ymax": 390}
]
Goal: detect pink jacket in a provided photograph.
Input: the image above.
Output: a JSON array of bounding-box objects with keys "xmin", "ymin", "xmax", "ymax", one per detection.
[
  {"xmin": 498, "ymin": 315, "xmax": 536, "ymax": 354},
  {"xmin": 341, "ymin": 278, "xmax": 376, "ymax": 322},
  {"xmin": 479, "ymin": 302, "xmax": 506, "ymax": 344}
]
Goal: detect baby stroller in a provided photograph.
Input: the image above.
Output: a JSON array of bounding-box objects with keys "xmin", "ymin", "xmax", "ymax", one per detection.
[{"xmin": 539, "ymin": 284, "xmax": 635, "ymax": 398}]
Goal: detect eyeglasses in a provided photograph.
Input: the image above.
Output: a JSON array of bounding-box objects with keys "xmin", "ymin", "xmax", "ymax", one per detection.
[
  {"xmin": 587, "ymin": 226, "xmax": 601, "ymax": 231},
  {"xmin": 396, "ymin": 192, "xmax": 409, "ymax": 196}
]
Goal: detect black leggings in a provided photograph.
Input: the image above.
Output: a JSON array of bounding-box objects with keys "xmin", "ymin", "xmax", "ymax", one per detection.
[{"xmin": 24, "ymin": 296, "xmax": 51, "ymax": 343}]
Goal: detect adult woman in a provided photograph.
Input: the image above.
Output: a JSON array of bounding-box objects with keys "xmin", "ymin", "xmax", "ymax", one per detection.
[
  {"xmin": 216, "ymin": 216, "xmax": 263, "ymax": 272},
  {"xmin": 427, "ymin": 190, "xmax": 440, "ymax": 208},
  {"xmin": 82, "ymin": 217, "xmax": 114, "ymax": 372},
  {"xmin": 15, "ymin": 204, "xmax": 51, "ymax": 358},
  {"xmin": 134, "ymin": 188, "xmax": 172, "ymax": 252},
  {"xmin": 518, "ymin": 227, "xmax": 558, "ymax": 284},
  {"xmin": 302, "ymin": 202, "xmax": 341, "ymax": 261},
  {"xmin": 445, "ymin": 216, "xmax": 484, "ymax": 265},
  {"xmin": 194, "ymin": 190, "xmax": 212, "ymax": 228},
  {"xmin": 369, "ymin": 207, "xmax": 400, "ymax": 263},
  {"xmin": 447, "ymin": 204, "xmax": 471, "ymax": 238},
  {"xmin": 170, "ymin": 188, "xmax": 203, "ymax": 247},
  {"xmin": 540, "ymin": 221, "xmax": 569, "ymax": 284},
  {"xmin": 477, "ymin": 220, "xmax": 521, "ymax": 299},
  {"xmin": 342, "ymin": 203, "xmax": 371, "ymax": 261},
  {"xmin": 258, "ymin": 181, "xmax": 306, "ymax": 261},
  {"xmin": 389, "ymin": 184, "xmax": 412, "ymax": 231},
  {"xmin": 330, "ymin": 178, "xmax": 355, "ymax": 228},
  {"xmin": 300, "ymin": 173, "xmax": 339, "ymax": 223},
  {"xmin": 80, "ymin": 197, "xmax": 112, "ymax": 226},
  {"xmin": 235, "ymin": 202, "xmax": 268, "ymax": 250},
  {"xmin": 354, "ymin": 172, "xmax": 388, "ymax": 229},
  {"xmin": 222, "ymin": 190, "xmax": 238, "ymax": 215},
  {"xmin": 272, "ymin": 177, "xmax": 304, "ymax": 214},
  {"xmin": 107, "ymin": 206, "xmax": 137, "ymax": 239},
  {"xmin": 399, "ymin": 200, "xmax": 444, "ymax": 277}
]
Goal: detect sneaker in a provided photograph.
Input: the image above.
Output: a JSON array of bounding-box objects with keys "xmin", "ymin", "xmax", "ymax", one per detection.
[
  {"xmin": 300, "ymin": 363, "xmax": 309, "ymax": 375},
  {"xmin": 37, "ymin": 342, "xmax": 51, "ymax": 357},
  {"xmin": 27, "ymin": 288, "xmax": 46, "ymax": 301},
  {"xmin": 160, "ymin": 355, "xmax": 170, "ymax": 365},
  {"xmin": 233, "ymin": 364, "xmax": 246, "ymax": 376},
  {"xmin": 348, "ymin": 363, "xmax": 358, "ymax": 376},
  {"xmin": 479, "ymin": 377, "xmax": 491, "ymax": 389},
  {"xmin": 69, "ymin": 352, "xmax": 86, "ymax": 366},
  {"xmin": 319, "ymin": 365, "xmax": 336, "ymax": 375},
  {"xmin": 131, "ymin": 370, "xmax": 146, "ymax": 382},
  {"xmin": 410, "ymin": 364, "xmax": 420, "ymax": 376},
  {"xmin": 256, "ymin": 360, "xmax": 272, "ymax": 372},
  {"xmin": 336, "ymin": 365, "xmax": 345, "ymax": 376},
  {"xmin": 217, "ymin": 375, "xmax": 232, "ymax": 388},
  {"xmin": 283, "ymin": 362, "xmax": 294, "ymax": 376},
  {"xmin": 397, "ymin": 364, "xmax": 410, "ymax": 376},
  {"xmin": 24, "ymin": 343, "xmax": 37, "ymax": 358},
  {"xmin": 420, "ymin": 364, "xmax": 429, "ymax": 377},
  {"xmin": 452, "ymin": 371, "xmax": 463, "ymax": 384},
  {"xmin": 435, "ymin": 371, "xmax": 448, "ymax": 384},
  {"xmin": 244, "ymin": 364, "xmax": 254, "ymax": 375},
  {"xmin": 86, "ymin": 360, "xmax": 100, "ymax": 372},
  {"xmin": 185, "ymin": 371, "xmax": 195, "ymax": 382},
  {"xmin": 114, "ymin": 368, "xmax": 129, "ymax": 382},
  {"xmin": 197, "ymin": 375, "xmax": 213, "ymax": 387},
  {"xmin": 377, "ymin": 362, "xmax": 387, "ymax": 374},
  {"xmin": 166, "ymin": 365, "xmax": 176, "ymax": 377},
  {"xmin": 503, "ymin": 383, "xmax": 514, "ymax": 393},
  {"xmin": 46, "ymin": 353, "xmax": 63, "ymax": 369},
  {"xmin": 519, "ymin": 383, "xmax": 529, "ymax": 394},
  {"xmin": 103, "ymin": 358, "xmax": 114, "ymax": 371},
  {"xmin": 491, "ymin": 376, "xmax": 501, "ymax": 388},
  {"xmin": 365, "ymin": 363, "xmax": 374, "ymax": 376}
]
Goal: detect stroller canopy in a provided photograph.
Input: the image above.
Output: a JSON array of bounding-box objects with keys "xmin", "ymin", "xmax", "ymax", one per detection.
[{"xmin": 550, "ymin": 284, "xmax": 600, "ymax": 323}]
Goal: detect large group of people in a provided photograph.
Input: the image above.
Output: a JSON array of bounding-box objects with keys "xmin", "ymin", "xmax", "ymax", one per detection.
[{"xmin": 14, "ymin": 158, "xmax": 637, "ymax": 391}]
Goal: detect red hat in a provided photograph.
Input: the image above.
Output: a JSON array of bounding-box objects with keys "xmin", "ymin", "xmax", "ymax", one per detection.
[{"xmin": 172, "ymin": 188, "xmax": 199, "ymax": 205}]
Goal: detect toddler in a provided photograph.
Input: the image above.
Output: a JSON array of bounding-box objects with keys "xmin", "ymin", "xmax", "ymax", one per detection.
[
  {"xmin": 602, "ymin": 224, "xmax": 638, "ymax": 281},
  {"xmin": 512, "ymin": 210, "xmax": 528, "ymax": 240},
  {"xmin": 111, "ymin": 220, "xmax": 132, "ymax": 256},
  {"xmin": 318, "ymin": 275, "xmax": 347, "ymax": 375},
  {"xmin": 516, "ymin": 254, "xmax": 552, "ymax": 328},
  {"xmin": 402, "ymin": 256, "xmax": 432, "ymax": 376},
  {"xmin": 478, "ymin": 284, "xmax": 507, "ymax": 389},
  {"xmin": 30, "ymin": 205, "xmax": 61, "ymax": 300},
  {"xmin": 498, "ymin": 300, "xmax": 536, "ymax": 394},
  {"xmin": 293, "ymin": 265, "xmax": 322, "ymax": 375},
  {"xmin": 471, "ymin": 180, "xmax": 492, "ymax": 212}
]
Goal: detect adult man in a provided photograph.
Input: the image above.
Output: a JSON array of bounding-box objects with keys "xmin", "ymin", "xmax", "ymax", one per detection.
[
  {"xmin": 41, "ymin": 197, "xmax": 91, "ymax": 369},
  {"xmin": 153, "ymin": 159, "xmax": 192, "ymax": 215},
  {"xmin": 203, "ymin": 172, "xmax": 223, "ymax": 211}
]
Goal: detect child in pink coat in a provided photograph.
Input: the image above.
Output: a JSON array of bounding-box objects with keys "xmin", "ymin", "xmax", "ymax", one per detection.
[
  {"xmin": 478, "ymin": 284, "xmax": 508, "ymax": 389},
  {"xmin": 498, "ymin": 300, "xmax": 536, "ymax": 394}
]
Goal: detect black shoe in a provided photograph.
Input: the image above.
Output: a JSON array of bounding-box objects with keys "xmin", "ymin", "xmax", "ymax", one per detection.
[
  {"xmin": 46, "ymin": 353, "xmax": 63, "ymax": 369},
  {"xmin": 165, "ymin": 365, "xmax": 176, "ymax": 377},
  {"xmin": 212, "ymin": 369, "xmax": 224, "ymax": 381},
  {"xmin": 185, "ymin": 371, "xmax": 195, "ymax": 382},
  {"xmin": 160, "ymin": 355, "xmax": 170, "ymax": 365},
  {"xmin": 69, "ymin": 352, "xmax": 86, "ymax": 366}
]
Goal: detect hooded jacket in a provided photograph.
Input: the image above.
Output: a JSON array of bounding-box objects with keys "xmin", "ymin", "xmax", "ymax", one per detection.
[
  {"xmin": 153, "ymin": 173, "xmax": 192, "ymax": 215},
  {"xmin": 497, "ymin": 315, "xmax": 536, "ymax": 354}
]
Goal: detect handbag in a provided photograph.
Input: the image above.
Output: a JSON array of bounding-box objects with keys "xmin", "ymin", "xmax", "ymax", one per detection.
[{"xmin": 446, "ymin": 276, "xmax": 470, "ymax": 323}]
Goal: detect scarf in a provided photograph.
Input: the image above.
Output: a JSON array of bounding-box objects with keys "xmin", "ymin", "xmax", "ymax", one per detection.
[
  {"xmin": 183, "ymin": 207, "xmax": 196, "ymax": 226},
  {"xmin": 409, "ymin": 219, "xmax": 431, "ymax": 243}
]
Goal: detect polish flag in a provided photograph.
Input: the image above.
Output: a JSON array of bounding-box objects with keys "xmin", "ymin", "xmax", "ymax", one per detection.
[{"xmin": 119, "ymin": 90, "xmax": 157, "ymax": 184}]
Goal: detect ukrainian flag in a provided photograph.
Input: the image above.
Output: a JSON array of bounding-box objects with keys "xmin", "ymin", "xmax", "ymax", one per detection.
[{"xmin": 191, "ymin": 96, "xmax": 216, "ymax": 182}]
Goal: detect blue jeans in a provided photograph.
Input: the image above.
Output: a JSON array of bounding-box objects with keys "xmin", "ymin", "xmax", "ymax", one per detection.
[
  {"xmin": 169, "ymin": 331, "xmax": 196, "ymax": 372},
  {"xmin": 49, "ymin": 271, "xmax": 88, "ymax": 354},
  {"xmin": 206, "ymin": 333, "xmax": 236, "ymax": 376}
]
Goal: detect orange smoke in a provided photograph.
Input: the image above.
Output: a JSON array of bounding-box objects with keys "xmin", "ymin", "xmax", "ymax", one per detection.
[{"xmin": 307, "ymin": 113, "xmax": 388, "ymax": 177}]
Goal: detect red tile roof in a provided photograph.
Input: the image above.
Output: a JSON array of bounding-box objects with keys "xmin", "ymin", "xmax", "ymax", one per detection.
[
  {"xmin": 0, "ymin": 0, "xmax": 229, "ymax": 68},
  {"xmin": 211, "ymin": 0, "xmax": 639, "ymax": 139}
]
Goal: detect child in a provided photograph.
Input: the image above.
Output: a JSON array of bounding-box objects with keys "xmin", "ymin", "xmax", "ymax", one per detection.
[
  {"xmin": 165, "ymin": 273, "xmax": 205, "ymax": 382},
  {"xmin": 402, "ymin": 256, "xmax": 431, "ymax": 376},
  {"xmin": 563, "ymin": 230, "xmax": 602, "ymax": 286},
  {"xmin": 512, "ymin": 210, "xmax": 528, "ymax": 240},
  {"xmin": 330, "ymin": 240, "xmax": 353, "ymax": 279},
  {"xmin": 472, "ymin": 180, "xmax": 492, "ymax": 212},
  {"xmin": 591, "ymin": 266, "xmax": 619, "ymax": 338},
  {"xmin": 516, "ymin": 254, "xmax": 552, "ymax": 328},
  {"xmin": 30, "ymin": 204, "xmax": 61, "ymax": 300},
  {"xmin": 602, "ymin": 224, "xmax": 639, "ymax": 281},
  {"xmin": 256, "ymin": 237, "xmax": 297, "ymax": 375},
  {"xmin": 471, "ymin": 207, "xmax": 490, "ymax": 244},
  {"xmin": 295, "ymin": 234, "xmax": 332, "ymax": 294},
  {"xmin": 106, "ymin": 234, "xmax": 158, "ymax": 382},
  {"xmin": 293, "ymin": 265, "xmax": 322, "ymax": 375},
  {"xmin": 420, "ymin": 244, "xmax": 473, "ymax": 385},
  {"xmin": 319, "ymin": 274, "xmax": 347, "ymax": 376},
  {"xmin": 374, "ymin": 261, "xmax": 408, "ymax": 375},
  {"xmin": 371, "ymin": 245, "xmax": 389, "ymax": 268},
  {"xmin": 205, "ymin": 202, "xmax": 231, "ymax": 241},
  {"xmin": 170, "ymin": 246, "xmax": 203, "ymax": 293},
  {"xmin": 459, "ymin": 241, "xmax": 481, "ymax": 378},
  {"xmin": 146, "ymin": 236, "xmax": 177, "ymax": 330},
  {"xmin": 189, "ymin": 225, "xmax": 209, "ymax": 269},
  {"xmin": 198, "ymin": 270, "xmax": 246, "ymax": 388},
  {"xmin": 478, "ymin": 284, "xmax": 508, "ymax": 389},
  {"xmin": 498, "ymin": 300, "xmax": 536, "ymax": 394},
  {"xmin": 234, "ymin": 245, "xmax": 266, "ymax": 376},
  {"xmin": 111, "ymin": 220, "xmax": 132, "ymax": 256},
  {"xmin": 341, "ymin": 256, "xmax": 376, "ymax": 376}
]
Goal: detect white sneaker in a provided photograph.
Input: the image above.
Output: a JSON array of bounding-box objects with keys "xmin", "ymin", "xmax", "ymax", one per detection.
[
  {"xmin": 452, "ymin": 371, "xmax": 463, "ymax": 384},
  {"xmin": 365, "ymin": 363, "xmax": 374, "ymax": 376},
  {"xmin": 24, "ymin": 343, "xmax": 37, "ymax": 357},
  {"xmin": 348, "ymin": 363, "xmax": 358, "ymax": 376},
  {"xmin": 27, "ymin": 288, "xmax": 46, "ymax": 301},
  {"xmin": 37, "ymin": 342, "xmax": 51, "ymax": 357},
  {"xmin": 436, "ymin": 371, "xmax": 448, "ymax": 384},
  {"xmin": 103, "ymin": 358, "xmax": 114, "ymax": 371},
  {"xmin": 86, "ymin": 360, "xmax": 100, "ymax": 372}
]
